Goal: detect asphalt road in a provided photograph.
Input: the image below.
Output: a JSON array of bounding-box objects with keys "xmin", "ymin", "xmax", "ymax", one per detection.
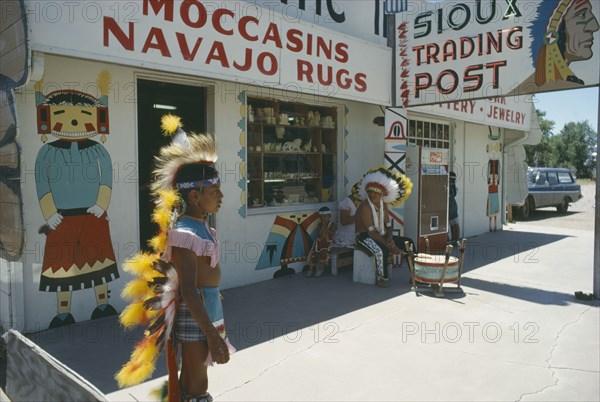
[{"xmin": 516, "ymin": 180, "xmax": 597, "ymax": 231}]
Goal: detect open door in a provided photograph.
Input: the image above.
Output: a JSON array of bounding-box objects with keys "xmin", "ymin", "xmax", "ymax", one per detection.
[
  {"xmin": 405, "ymin": 146, "xmax": 449, "ymax": 253},
  {"xmin": 136, "ymin": 79, "xmax": 206, "ymax": 251}
]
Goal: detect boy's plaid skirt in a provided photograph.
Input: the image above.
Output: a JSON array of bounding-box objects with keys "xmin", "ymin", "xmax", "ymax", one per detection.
[{"xmin": 175, "ymin": 286, "xmax": 225, "ymax": 343}]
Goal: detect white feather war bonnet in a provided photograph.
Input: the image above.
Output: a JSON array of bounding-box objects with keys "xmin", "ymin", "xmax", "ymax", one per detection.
[{"xmin": 359, "ymin": 166, "xmax": 413, "ymax": 207}]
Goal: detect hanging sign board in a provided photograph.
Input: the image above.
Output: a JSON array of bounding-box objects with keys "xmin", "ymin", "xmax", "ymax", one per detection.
[
  {"xmin": 412, "ymin": 96, "xmax": 532, "ymax": 131},
  {"xmin": 25, "ymin": 0, "xmax": 391, "ymax": 105},
  {"xmin": 395, "ymin": 0, "xmax": 600, "ymax": 106},
  {"xmin": 237, "ymin": 0, "xmax": 390, "ymax": 45}
]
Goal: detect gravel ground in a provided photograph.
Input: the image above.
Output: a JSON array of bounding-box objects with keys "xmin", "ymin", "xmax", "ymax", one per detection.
[{"xmin": 513, "ymin": 180, "xmax": 597, "ymax": 231}]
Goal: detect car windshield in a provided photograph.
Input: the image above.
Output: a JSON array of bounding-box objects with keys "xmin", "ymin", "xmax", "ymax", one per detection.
[{"xmin": 527, "ymin": 170, "xmax": 538, "ymax": 184}]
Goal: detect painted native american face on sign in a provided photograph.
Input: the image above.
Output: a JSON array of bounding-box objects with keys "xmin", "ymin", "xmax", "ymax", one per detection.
[
  {"xmin": 531, "ymin": 0, "xmax": 599, "ymax": 86},
  {"xmin": 508, "ymin": 0, "xmax": 599, "ymax": 95},
  {"xmin": 562, "ymin": 0, "xmax": 599, "ymax": 62}
]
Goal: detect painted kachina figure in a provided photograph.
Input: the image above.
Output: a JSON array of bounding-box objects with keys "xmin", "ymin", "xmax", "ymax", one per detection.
[
  {"xmin": 116, "ymin": 115, "xmax": 234, "ymax": 402},
  {"xmin": 486, "ymin": 143, "xmax": 502, "ymax": 232},
  {"xmin": 34, "ymin": 71, "xmax": 119, "ymax": 328}
]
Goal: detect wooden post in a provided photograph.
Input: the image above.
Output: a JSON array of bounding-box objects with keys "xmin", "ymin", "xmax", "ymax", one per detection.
[
  {"xmin": 594, "ymin": 90, "xmax": 600, "ymax": 299},
  {"xmin": 435, "ymin": 245, "xmax": 453, "ymax": 297},
  {"xmin": 456, "ymin": 238, "xmax": 467, "ymax": 287},
  {"xmin": 405, "ymin": 241, "xmax": 417, "ymax": 290}
]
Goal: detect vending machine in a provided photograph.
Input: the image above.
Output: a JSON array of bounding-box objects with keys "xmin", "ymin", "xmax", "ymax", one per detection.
[{"xmin": 405, "ymin": 145, "xmax": 449, "ymax": 253}]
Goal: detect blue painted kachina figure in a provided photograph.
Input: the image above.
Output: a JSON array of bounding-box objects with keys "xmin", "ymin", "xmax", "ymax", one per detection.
[{"xmin": 34, "ymin": 71, "xmax": 119, "ymax": 328}]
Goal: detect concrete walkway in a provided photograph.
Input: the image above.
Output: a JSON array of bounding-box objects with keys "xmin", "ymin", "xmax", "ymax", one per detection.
[{"xmin": 30, "ymin": 223, "xmax": 599, "ymax": 401}]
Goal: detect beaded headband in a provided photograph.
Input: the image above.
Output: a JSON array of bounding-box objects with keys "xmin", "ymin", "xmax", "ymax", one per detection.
[{"xmin": 176, "ymin": 176, "xmax": 220, "ymax": 190}]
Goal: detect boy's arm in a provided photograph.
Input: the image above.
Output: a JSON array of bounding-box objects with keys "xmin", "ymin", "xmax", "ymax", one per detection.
[{"xmin": 327, "ymin": 222, "xmax": 336, "ymax": 239}]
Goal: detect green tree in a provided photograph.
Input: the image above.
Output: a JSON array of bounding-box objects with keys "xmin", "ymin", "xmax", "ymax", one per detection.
[
  {"xmin": 526, "ymin": 110, "xmax": 597, "ymax": 178},
  {"xmin": 554, "ymin": 121, "xmax": 596, "ymax": 178}
]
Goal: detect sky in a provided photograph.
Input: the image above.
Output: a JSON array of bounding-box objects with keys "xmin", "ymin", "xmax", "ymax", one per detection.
[{"xmin": 533, "ymin": 87, "xmax": 599, "ymax": 134}]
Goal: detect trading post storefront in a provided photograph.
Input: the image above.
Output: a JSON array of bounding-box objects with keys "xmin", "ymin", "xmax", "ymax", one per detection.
[
  {"xmin": 0, "ymin": 0, "xmax": 393, "ymax": 332},
  {"xmin": 387, "ymin": 0, "xmax": 597, "ymax": 252}
]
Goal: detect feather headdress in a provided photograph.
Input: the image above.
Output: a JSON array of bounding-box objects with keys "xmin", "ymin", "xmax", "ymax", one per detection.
[
  {"xmin": 359, "ymin": 167, "xmax": 412, "ymax": 207},
  {"xmin": 116, "ymin": 115, "xmax": 218, "ymax": 394},
  {"xmin": 151, "ymin": 114, "xmax": 218, "ymax": 196},
  {"xmin": 115, "ymin": 192, "xmax": 179, "ymax": 388},
  {"xmin": 351, "ymin": 181, "xmax": 360, "ymax": 198}
]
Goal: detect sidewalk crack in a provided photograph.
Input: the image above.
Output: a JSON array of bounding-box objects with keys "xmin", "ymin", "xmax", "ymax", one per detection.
[
  {"xmin": 549, "ymin": 365, "xmax": 599, "ymax": 374},
  {"xmin": 215, "ymin": 315, "xmax": 386, "ymax": 399},
  {"xmin": 516, "ymin": 306, "xmax": 596, "ymax": 402},
  {"xmin": 214, "ymin": 338, "xmax": 320, "ymax": 399}
]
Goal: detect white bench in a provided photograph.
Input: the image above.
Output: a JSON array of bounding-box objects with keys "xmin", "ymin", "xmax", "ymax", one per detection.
[
  {"xmin": 330, "ymin": 247, "xmax": 354, "ymax": 275},
  {"xmin": 352, "ymin": 248, "xmax": 393, "ymax": 285}
]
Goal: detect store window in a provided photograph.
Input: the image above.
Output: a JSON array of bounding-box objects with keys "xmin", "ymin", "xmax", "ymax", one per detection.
[
  {"xmin": 407, "ymin": 119, "xmax": 450, "ymax": 149},
  {"xmin": 246, "ymin": 97, "xmax": 338, "ymax": 209}
]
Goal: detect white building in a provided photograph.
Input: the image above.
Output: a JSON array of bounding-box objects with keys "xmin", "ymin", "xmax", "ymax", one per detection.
[{"xmin": 1, "ymin": 0, "xmax": 539, "ymax": 332}]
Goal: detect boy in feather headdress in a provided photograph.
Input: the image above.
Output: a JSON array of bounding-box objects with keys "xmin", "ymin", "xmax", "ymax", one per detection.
[
  {"xmin": 304, "ymin": 206, "xmax": 336, "ymax": 278},
  {"xmin": 116, "ymin": 115, "xmax": 234, "ymax": 402}
]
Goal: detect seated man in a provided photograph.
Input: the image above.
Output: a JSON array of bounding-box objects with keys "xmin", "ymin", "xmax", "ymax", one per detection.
[{"xmin": 354, "ymin": 168, "xmax": 413, "ymax": 287}]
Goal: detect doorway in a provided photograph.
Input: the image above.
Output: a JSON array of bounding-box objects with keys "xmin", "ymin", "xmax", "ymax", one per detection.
[{"xmin": 137, "ymin": 79, "xmax": 206, "ymax": 250}]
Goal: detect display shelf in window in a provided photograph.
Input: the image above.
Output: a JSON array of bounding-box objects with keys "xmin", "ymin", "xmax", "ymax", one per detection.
[{"xmin": 246, "ymin": 96, "xmax": 338, "ymax": 209}]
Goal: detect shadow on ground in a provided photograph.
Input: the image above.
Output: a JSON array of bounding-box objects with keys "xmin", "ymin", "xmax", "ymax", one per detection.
[
  {"xmin": 25, "ymin": 228, "xmax": 572, "ymax": 393},
  {"xmin": 458, "ymin": 229, "xmax": 568, "ymax": 272},
  {"xmin": 461, "ymin": 277, "xmax": 599, "ymax": 307},
  {"xmin": 518, "ymin": 209, "xmax": 580, "ymax": 222},
  {"xmin": 26, "ymin": 269, "xmax": 416, "ymax": 394}
]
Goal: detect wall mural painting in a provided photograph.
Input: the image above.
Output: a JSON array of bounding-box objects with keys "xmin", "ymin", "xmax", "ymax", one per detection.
[
  {"xmin": 0, "ymin": 0, "xmax": 27, "ymax": 260},
  {"xmin": 255, "ymin": 212, "xmax": 320, "ymax": 278},
  {"xmin": 384, "ymin": 108, "xmax": 408, "ymax": 229},
  {"xmin": 486, "ymin": 142, "xmax": 503, "ymax": 232},
  {"xmin": 34, "ymin": 71, "xmax": 119, "ymax": 328}
]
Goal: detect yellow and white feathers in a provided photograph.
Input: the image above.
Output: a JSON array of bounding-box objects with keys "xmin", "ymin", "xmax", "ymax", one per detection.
[
  {"xmin": 96, "ymin": 70, "xmax": 112, "ymax": 97},
  {"xmin": 150, "ymin": 114, "xmax": 218, "ymax": 196},
  {"xmin": 115, "ymin": 188, "xmax": 179, "ymax": 388}
]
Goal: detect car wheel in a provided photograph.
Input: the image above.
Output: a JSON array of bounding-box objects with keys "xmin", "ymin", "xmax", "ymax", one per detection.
[
  {"xmin": 557, "ymin": 197, "xmax": 569, "ymax": 213},
  {"xmin": 521, "ymin": 197, "xmax": 533, "ymax": 219}
]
